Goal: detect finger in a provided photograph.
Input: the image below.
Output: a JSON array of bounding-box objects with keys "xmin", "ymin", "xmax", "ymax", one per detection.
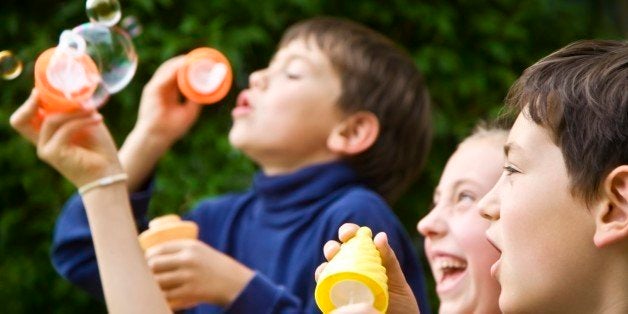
[
  {"xmin": 163, "ymin": 285, "xmax": 193, "ymax": 305},
  {"xmin": 145, "ymin": 56, "xmax": 186, "ymax": 90},
  {"xmin": 37, "ymin": 114, "xmax": 102, "ymax": 162},
  {"xmin": 144, "ymin": 240, "xmax": 186, "ymax": 260},
  {"xmin": 314, "ymin": 262, "xmax": 327, "ymax": 282},
  {"xmin": 154, "ymin": 270, "xmax": 185, "ymax": 290},
  {"xmin": 374, "ymin": 232, "xmax": 407, "ymax": 287},
  {"xmin": 44, "ymin": 112, "xmax": 103, "ymax": 149},
  {"xmin": 338, "ymin": 223, "xmax": 360, "ymax": 242},
  {"xmin": 10, "ymin": 89, "xmax": 42, "ymax": 143},
  {"xmin": 323, "ymin": 240, "xmax": 341, "ymax": 261},
  {"xmin": 147, "ymin": 253, "xmax": 182, "ymax": 274},
  {"xmin": 37, "ymin": 109, "xmax": 95, "ymax": 146}
]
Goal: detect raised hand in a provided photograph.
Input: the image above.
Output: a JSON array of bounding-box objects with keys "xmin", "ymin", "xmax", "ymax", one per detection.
[
  {"xmin": 315, "ymin": 223, "xmax": 420, "ymax": 314},
  {"xmin": 10, "ymin": 89, "xmax": 122, "ymax": 187},
  {"xmin": 120, "ymin": 56, "xmax": 203, "ymax": 192},
  {"xmin": 136, "ymin": 56, "xmax": 202, "ymax": 146},
  {"xmin": 145, "ymin": 239, "xmax": 254, "ymax": 310}
]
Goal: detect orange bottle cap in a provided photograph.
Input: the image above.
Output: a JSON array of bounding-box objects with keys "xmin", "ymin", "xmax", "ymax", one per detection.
[
  {"xmin": 34, "ymin": 47, "xmax": 100, "ymax": 113},
  {"xmin": 177, "ymin": 47, "xmax": 233, "ymax": 104},
  {"xmin": 138, "ymin": 214, "xmax": 199, "ymax": 251}
]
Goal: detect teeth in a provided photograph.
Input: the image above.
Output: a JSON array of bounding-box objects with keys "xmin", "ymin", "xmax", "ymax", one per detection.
[{"xmin": 434, "ymin": 258, "xmax": 467, "ymax": 270}]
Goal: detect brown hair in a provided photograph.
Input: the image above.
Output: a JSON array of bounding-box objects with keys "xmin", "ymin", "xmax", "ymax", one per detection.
[
  {"xmin": 279, "ymin": 17, "xmax": 432, "ymax": 204},
  {"xmin": 504, "ymin": 39, "xmax": 628, "ymax": 204},
  {"xmin": 459, "ymin": 120, "xmax": 509, "ymax": 149}
]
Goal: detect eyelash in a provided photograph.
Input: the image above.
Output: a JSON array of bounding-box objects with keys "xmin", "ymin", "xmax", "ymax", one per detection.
[
  {"xmin": 458, "ymin": 192, "xmax": 475, "ymax": 202},
  {"xmin": 503, "ymin": 165, "xmax": 520, "ymax": 176}
]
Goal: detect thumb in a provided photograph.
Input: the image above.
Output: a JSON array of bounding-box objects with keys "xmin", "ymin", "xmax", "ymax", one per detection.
[
  {"xmin": 373, "ymin": 232, "xmax": 407, "ymax": 288},
  {"xmin": 373, "ymin": 232, "xmax": 420, "ymax": 314}
]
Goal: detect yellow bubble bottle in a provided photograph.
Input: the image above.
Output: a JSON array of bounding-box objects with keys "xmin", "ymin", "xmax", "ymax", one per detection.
[
  {"xmin": 137, "ymin": 214, "xmax": 199, "ymax": 251},
  {"xmin": 315, "ymin": 226, "xmax": 388, "ymax": 313}
]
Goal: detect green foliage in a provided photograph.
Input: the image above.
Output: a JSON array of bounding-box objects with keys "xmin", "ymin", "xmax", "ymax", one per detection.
[{"xmin": 0, "ymin": 0, "xmax": 623, "ymax": 311}]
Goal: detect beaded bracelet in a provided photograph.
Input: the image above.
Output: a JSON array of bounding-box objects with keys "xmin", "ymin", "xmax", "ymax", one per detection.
[{"xmin": 78, "ymin": 173, "xmax": 128, "ymax": 196}]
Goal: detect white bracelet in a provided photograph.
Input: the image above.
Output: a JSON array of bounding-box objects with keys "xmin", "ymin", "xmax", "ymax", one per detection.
[{"xmin": 78, "ymin": 173, "xmax": 128, "ymax": 195}]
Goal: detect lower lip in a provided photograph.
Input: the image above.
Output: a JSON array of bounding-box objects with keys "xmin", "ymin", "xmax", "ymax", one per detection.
[
  {"xmin": 490, "ymin": 258, "xmax": 501, "ymax": 280},
  {"xmin": 231, "ymin": 106, "xmax": 251, "ymax": 118},
  {"xmin": 436, "ymin": 269, "xmax": 467, "ymax": 296}
]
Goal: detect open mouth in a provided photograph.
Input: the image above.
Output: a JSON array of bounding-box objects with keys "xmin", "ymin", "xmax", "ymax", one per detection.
[{"xmin": 432, "ymin": 255, "xmax": 468, "ymax": 294}]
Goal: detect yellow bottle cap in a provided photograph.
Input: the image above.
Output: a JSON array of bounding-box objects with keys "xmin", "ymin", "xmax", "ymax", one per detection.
[{"xmin": 315, "ymin": 227, "xmax": 388, "ymax": 313}]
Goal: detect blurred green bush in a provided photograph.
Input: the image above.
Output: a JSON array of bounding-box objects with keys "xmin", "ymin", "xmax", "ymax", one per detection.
[{"xmin": 0, "ymin": 0, "xmax": 624, "ymax": 312}]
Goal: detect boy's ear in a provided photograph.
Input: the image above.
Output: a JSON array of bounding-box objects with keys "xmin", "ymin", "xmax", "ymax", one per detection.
[
  {"xmin": 327, "ymin": 111, "xmax": 379, "ymax": 156},
  {"xmin": 593, "ymin": 165, "xmax": 628, "ymax": 248}
]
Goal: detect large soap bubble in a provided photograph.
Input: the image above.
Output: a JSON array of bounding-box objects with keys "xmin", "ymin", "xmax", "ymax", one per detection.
[{"xmin": 71, "ymin": 22, "xmax": 137, "ymax": 94}]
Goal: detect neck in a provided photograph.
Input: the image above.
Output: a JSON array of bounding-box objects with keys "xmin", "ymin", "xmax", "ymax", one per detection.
[{"xmin": 258, "ymin": 156, "xmax": 341, "ymax": 176}]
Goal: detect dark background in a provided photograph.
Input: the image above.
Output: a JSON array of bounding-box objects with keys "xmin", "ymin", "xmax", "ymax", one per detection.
[{"xmin": 1, "ymin": 0, "xmax": 625, "ymax": 312}]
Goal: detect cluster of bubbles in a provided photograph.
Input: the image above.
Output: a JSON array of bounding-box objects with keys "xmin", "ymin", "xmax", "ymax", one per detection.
[{"xmin": 2, "ymin": 0, "xmax": 143, "ymax": 106}]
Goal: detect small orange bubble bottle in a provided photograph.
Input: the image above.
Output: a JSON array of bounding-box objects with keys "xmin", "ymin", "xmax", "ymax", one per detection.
[{"xmin": 177, "ymin": 47, "xmax": 233, "ymax": 104}]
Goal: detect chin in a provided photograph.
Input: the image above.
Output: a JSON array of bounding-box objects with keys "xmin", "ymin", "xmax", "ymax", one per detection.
[{"xmin": 438, "ymin": 302, "xmax": 471, "ymax": 314}]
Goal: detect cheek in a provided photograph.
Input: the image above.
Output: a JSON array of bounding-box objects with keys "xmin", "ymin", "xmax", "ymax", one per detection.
[{"xmin": 454, "ymin": 216, "xmax": 498, "ymax": 267}]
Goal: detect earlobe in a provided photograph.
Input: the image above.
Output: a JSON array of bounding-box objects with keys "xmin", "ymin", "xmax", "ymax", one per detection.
[
  {"xmin": 593, "ymin": 165, "xmax": 628, "ymax": 248},
  {"xmin": 327, "ymin": 111, "xmax": 379, "ymax": 156}
]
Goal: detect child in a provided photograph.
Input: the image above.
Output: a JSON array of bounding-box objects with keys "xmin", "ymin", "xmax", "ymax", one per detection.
[
  {"xmin": 417, "ymin": 123, "xmax": 505, "ymax": 314},
  {"xmin": 479, "ymin": 39, "xmax": 628, "ymax": 313},
  {"xmin": 46, "ymin": 17, "xmax": 432, "ymax": 313},
  {"xmin": 322, "ymin": 39, "xmax": 628, "ymax": 313},
  {"xmin": 322, "ymin": 124, "xmax": 506, "ymax": 314}
]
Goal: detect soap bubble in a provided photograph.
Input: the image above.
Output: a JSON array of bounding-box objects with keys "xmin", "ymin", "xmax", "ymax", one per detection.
[
  {"xmin": 72, "ymin": 22, "xmax": 137, "ymax": 93},
  {"xmin": 121, "ymin": 15, "xmax": 143, "ymax": 38},
  {"xmin": 86, "ymin": 0, "xmax": 121, "ymax": 27},
  {"xmin": 0, "ymin": 50, "xmax": 23, "ymax": 80}
]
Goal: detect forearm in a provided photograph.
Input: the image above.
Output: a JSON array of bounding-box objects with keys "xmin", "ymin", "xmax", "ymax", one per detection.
[
  {"xmin": 81, "ymin": 182, "xmax": 170, "ymax": 314},
  {"xmin": 119, "ymin": 126, "xmax": 172, "ymax": 192}
]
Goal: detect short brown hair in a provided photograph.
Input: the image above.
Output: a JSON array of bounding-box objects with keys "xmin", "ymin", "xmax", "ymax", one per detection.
[
  {"xmin": 279, "ymin": 17, "xmax": 432, "ymax": 204},
  {"xmin": 504, "ymin": 39, "xmax": 627, "ymax": 204}
]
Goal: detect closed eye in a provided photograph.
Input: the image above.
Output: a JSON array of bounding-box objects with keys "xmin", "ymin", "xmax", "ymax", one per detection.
[
  {"xmin": 503, "ymin": 165, "xmax": 520, "ymax": 176},
  {"xmin": 285, "ymin": 72, "xmax": 301, "ymax": 79}
]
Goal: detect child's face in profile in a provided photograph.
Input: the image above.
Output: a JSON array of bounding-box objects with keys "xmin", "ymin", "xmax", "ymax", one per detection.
[
  {"xmin": 418, "ymin": 138, "xmax": 503, "ymax": 314},
  {"xmin": 481, "ymin": 113, "xmax": 600, "ymax": 313},
  {"xmin": 228, "ymin": 38, "xmax": 344, "ymax": 174}
]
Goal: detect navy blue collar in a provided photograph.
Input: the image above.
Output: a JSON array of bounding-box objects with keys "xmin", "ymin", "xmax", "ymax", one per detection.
[{"xmin": 253, "ymin": 161, "xmax": 359, "ymax": 211}]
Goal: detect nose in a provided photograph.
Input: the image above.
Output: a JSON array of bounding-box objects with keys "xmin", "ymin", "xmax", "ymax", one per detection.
[
  {"xmin": 478, "ymin": 181, "xmax": 501, "ymax": 221},
  {"xmin": 249, "ymin": 69, "xmax": 268, "ymax": 90},
  {"xmin": 417, "ymin": 206, "xmax": 447, "ymax": 238}
]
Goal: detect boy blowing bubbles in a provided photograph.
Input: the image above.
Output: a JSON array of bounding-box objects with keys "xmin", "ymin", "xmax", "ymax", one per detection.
[
  {"xmin": 324, "ymin": 40, "xmax": 628, "ymax": 313},
  {"xmin": 12, "ymin": 17, "xmax": 432, "ymax": 312}
]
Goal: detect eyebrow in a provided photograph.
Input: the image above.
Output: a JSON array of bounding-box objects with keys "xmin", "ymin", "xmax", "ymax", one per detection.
[
  {"xmin": 504, "ymin": 142, "xmax": 522, "ymax": 157},
  {"xmin": 270, "ymin": 53, "xmax": 315, "ymax": 68},
  {"xmin": 433, "ymin": 179, "xmax": 478, "ymax": 200}
]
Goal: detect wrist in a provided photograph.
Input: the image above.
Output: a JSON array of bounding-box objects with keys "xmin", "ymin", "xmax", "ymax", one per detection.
[
  {"xmin": 220, "ymin": 264, "xmax": 255, "ymax": 307},
  {"xmin": 78, "ymin": 173, "xmax": 128, "ymax": 196}
]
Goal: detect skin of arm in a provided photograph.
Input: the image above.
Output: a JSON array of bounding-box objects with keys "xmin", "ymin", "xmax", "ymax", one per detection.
[
  {"xmin": 118, "ymin": 56, "xmax": 201, "ymax": 192},
  {"xmin": 12, "ymin": 89, "xmax": 254, "ymax": 312},
  {"xmin": 10, "ymin": 90, "xmax": 171, "ymax": 313}
]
